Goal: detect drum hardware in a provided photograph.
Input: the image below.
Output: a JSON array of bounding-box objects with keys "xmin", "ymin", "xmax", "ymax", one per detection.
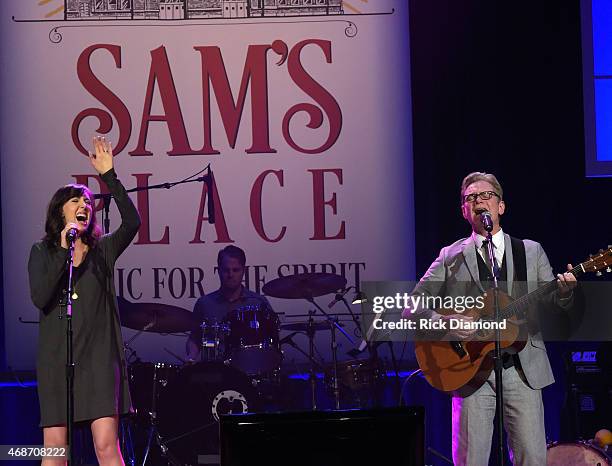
[
  {"xmin": 328, "ymin": 285, "xmax": 363, "ymax": 337},
  {"xmin": 324, "ymin": 359, "xmax": 383, "ymax": 392},
  {"xmin": 546, "ymin": 440, "xmax": 611, "ymax": 465},
  {"xmin": 281, "ymin": 320, "xmax": 334, "ymax": 332},
  {"xmin": 119, "ymin": 418, "xmax": 136, "ymax": 466},
  {"xmin": 262, "ymin": 272, "xmax": 347, "ymax": 300},
  {"xmin": 120, "ymin": 336, "xmax": 143, "ymax": 464},
  {"xmin": 224, "ymin": 303, "xmax": 282, "ymax": 375},
  {"xmin": 265, "ymin": 272, "xmax": 359, "ymax": 410},
  {"xmin": 248, "ymin": 369, "xmax": 283, "ymax": 406},
  {"xmin": 157, "ymin": 361, "xmax": 260, "ymax": 465},
  {"xmin": 117, "ymin": 296, "xmax": 197, "ymax": 333},
  {"xmin": 163, "ymin": 347, "xmax": 186, "ymax": 364},
  {"xmin": 262, "ymin": 272, "xmax": 352, "ymax": 344},
  {"xmin": 326, "ymin": 285, "xmax": 398, "ymax": 406},
  {"xmin": 199, "ymin": 320, "xmax": 230, "ymax": 363},
  {"xmin": 280, "ymin": 318, "xmax": 328, "ymax": 410},
  {"xmin": 127, "ymin": 362, "xmax": 181, "ymax": 466},
  {"xmin": 280, "ymin": 312, "xmax": 358, "ymax": 410},
  {"xmin": 323, "ymin": 358, "xmax": 386, "ymax": 409},
  {"xmin": 304, "ymin": 297, "xmax": 355, "ymax": 409}
]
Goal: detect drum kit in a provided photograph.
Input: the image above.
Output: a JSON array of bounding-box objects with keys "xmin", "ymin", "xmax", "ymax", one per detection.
[
  {"xmin": 117, "ymin": 272, "xmax": 382, "ymax": 465},
  {"xmin": 546, "ymin": 439, "xmax": 611, "ymax": 465},
  {"xmin": 545, "ymin": 428, "xmax": 612, "ymax": 465}
]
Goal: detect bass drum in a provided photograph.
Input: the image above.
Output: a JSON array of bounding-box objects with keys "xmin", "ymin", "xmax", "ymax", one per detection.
[
  {"xmin": 547, "ymin": 441, "xmax": 611, "ymax": 465},
  {"xmin": 157, "ymin": 362, "xmax": 260, "ymax": 465}
]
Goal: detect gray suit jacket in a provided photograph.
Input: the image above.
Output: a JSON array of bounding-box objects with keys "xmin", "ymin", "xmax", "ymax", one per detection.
[{"xmin": 413, "ymin": 233, "xmax": 572, "ymax": 390}]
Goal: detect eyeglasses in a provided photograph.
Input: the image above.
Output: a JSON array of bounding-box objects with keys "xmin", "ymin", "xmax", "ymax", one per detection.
[{"xmin": 462, "ymin": 191, "xmax": 501, "ymax": 203}]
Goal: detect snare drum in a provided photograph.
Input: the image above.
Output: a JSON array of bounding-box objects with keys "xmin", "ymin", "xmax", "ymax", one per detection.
[
  {"xmin": 224, "ymin": 304, "xmax": 282, "ymax": 375},
  {"xmin": 325, "ymin": 359, "xmax": 383, "ymax": 391},
  {"xmin": 547, "ymin": 441, "xmax": 611, "ymax": 465}
]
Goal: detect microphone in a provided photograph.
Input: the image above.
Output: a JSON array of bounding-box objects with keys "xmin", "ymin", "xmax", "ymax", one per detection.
[
  {"xmin": 480, "ymin": 211, "xmax": 493, "ymax": 232},
  {"xmin": 66, "ymin": 227, "xmax": 79, "ymax": 243},
  {"xmin": 328, "ymin": 287, "xmax": 352, "ymax": 309},
  {"xmin": 207, "ymin": 166, "xmax": 215, "ymax": 224}
]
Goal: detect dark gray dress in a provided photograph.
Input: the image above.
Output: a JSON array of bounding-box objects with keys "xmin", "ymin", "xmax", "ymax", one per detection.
[{"xmin": 28, "ymin": 168, "xmax": 140, "ymax": 427}]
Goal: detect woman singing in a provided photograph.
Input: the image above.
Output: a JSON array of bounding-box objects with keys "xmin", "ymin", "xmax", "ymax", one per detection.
[{"xmin": 28, "ymin": 135, "xmax": 141, "ymax": 465}]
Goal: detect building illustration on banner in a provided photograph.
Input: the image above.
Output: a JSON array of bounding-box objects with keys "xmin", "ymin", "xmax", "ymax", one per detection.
[{"xmin": 65, "ymin": 0, "xmax": 343, "ymax": 20}]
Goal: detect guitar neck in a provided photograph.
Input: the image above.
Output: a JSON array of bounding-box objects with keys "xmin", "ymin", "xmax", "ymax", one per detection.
[{"xmin": 501, "ymin": 263, "xmax": 583, "ymax": 318}]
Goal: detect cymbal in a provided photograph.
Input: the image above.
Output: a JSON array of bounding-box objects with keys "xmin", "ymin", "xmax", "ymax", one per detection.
[
  {"xmin": 117, "ymin": 296, "xmax": 197, "ymax": 333},
  {"xmin": 263, "ymin": 272, "xmax": 347, "ymax": 299},
  {"xmin": 281, "ymin": 321, "xmax": 332, "ymax": 332}
]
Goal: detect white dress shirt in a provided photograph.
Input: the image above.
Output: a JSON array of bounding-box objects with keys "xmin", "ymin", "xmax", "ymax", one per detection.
[{"xmin": 472, "ymin": 228, "xmax": 505, "ymax": 268}]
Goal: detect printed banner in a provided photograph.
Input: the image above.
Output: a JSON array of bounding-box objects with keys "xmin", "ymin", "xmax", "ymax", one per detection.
[{"xmin": 1, "ymin": 0, "xmax": 414, "ymax": 369}]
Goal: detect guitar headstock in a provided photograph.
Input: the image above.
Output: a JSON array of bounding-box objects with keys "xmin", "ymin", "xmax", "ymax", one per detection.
[{"xmin": 580, "ymin": 246, "xmax": 612, "ymax": 276}]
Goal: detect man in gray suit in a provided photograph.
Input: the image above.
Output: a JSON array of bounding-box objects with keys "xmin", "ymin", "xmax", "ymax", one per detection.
[{"xmin": 410, "ymin": 172, "xmax": 577, "ymax": 465}]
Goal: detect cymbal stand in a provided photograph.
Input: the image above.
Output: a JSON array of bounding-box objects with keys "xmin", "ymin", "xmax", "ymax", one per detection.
[
  {"xmin": 305, "ymin": 297, "xmax": 355, "ymax": 345},
  {"xmin": 119, "ymin": 333, "xmax": 143, "ymax": 465},
  {"xmin": 141, "ymin": 365, "xmax": 180, "ymax": 466},
  {"xmin": 200, "ymin": 321, "xmax": 216, "ymax": 362},
  {"xmin": 307, "ymin": 314, "xmax": 320, "ymax": 410},
  {"xmin": 306, "ymin": 297, "xmax": 355, "ymax": 410},
  {"xmin": 329, "ymin": 318, "xmax": 341, "ymax": 409},
  {"xmin": 280, "ymin": 322, "xmax": 325, "ymax": 410},
  {"xmin": 120, "ymin": 419, "xmax": 136, "ymax": 466},
  {"xmin": 335, "ymin": 297, "xmax": 390, "ymax": 407},
  {"xmin": 123, "ymin": 330, "xmax": 143, "ymax": 364}
]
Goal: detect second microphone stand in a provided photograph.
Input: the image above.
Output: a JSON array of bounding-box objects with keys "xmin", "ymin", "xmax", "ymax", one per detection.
[
  {"xmin": 95, "ymin": 164, "xmax": 215, "ymax": 234},
  {"xmin": 483, "ymin": 229, "xmax": 504, "ymax": 466}
]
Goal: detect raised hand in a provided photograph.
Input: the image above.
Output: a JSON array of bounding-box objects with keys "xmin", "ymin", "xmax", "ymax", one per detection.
[{"xmin": 90, "ymin": 135, "xmax": 114, "ymax": 175}]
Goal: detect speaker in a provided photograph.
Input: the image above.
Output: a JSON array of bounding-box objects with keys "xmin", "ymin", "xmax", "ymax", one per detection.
[
  {"xmin": 219, "ymin": 406, "xmax": 424, "ymax": 466},
  {"xmin": 562, "ymin": 349, "xmax": 612, "ymax": 440}
]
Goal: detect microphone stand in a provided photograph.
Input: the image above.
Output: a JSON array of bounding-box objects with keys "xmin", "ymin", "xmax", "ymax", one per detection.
[
  {"xmin": 335, "ymin": 294, "xmax": 361, "ymax": 337},
  {"xmin": 99, "ymin": 195, "xmax": 112, "ymax": 234},
  {"xmin": 94, "ymin": 165, "xmax": 215, "ymax": 233},
  {"xmin": 483, "ymin": 229, "xmax": 504, "ymax": 466},
  {"xmin": 64, "ymin": 237, "xmax": 77, "ymax": 465}
]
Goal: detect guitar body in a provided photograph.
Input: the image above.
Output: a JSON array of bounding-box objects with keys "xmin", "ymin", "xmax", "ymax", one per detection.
[{"xmin": 415, "ymin": 289, "xmax": 527, "ymax": 393}]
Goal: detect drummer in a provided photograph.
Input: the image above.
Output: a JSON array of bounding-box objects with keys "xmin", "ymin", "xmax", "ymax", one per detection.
[{"xmin": 186, "ymin": 245, "xmax": 275, "ymax": 362}]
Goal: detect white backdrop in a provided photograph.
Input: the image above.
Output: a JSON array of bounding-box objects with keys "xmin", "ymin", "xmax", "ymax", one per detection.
[{"xmin": 1, "ymin": 0, "xmax": 414, "ymax": 369}]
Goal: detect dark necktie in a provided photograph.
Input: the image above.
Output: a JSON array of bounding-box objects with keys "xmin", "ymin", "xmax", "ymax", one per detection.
[{"xmin": 482, "ymin": 239, "xmax": 494, "ymax": 271}]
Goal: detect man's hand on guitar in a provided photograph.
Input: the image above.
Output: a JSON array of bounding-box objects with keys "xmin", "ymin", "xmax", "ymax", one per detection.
[{"xmin": 557, "ymin": 263, "xmax": 577, "ymax": 298}]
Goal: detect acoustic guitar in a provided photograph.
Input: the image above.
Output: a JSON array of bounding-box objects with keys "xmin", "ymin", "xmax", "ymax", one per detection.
[{"xmin": 414, "ymin": 247, "xmax": 612, "ymax": 392}]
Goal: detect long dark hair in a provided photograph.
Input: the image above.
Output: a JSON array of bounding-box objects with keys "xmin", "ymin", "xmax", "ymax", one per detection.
[{"xmin": 43, "ymin": 184, "xmax": 101, "ymax": 248}]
